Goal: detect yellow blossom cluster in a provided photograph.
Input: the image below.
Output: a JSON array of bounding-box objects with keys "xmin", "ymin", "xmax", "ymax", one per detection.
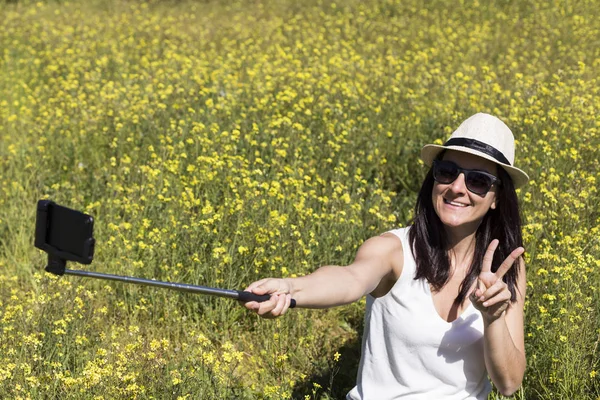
[{"xmin": 0, "ymin": 0, "xmax": 599, "ymax": 398}]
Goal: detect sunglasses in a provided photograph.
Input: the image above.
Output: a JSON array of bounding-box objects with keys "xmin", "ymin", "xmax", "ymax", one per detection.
[{"xmin": 432, "ymin": 160, "xmax": 501, "ymax": 195}]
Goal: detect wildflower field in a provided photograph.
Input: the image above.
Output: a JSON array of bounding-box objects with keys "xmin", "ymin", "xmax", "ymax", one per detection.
[{"xmin": 0, "ymin": 0, "xmax": 599, "ymax": 398}]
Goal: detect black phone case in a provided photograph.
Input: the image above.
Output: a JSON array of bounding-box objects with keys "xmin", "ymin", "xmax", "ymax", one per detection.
[{"xmin": 35, "ymin": 200, "xmax": 95, "ymax": 265}]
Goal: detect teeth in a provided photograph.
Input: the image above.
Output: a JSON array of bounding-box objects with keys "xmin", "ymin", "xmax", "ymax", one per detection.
[{"xmin": 444, "ymin": 199, "xmax": 468, "ymax": 207}]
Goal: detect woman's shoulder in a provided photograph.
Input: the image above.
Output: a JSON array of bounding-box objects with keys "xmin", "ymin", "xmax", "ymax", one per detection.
[
  {"xmin": 360, "ymin": 229, "xmax": 405, "ymax": 255},
  {"xmin": 381, "ymin": 225, "xmax": 412, "ymax": 243},
  {"xmin": 365, "ymin": 226, "xmax": 413, "ymax": 296},
  {"xmin": 357, "ymin": 226, "xmax": 412, "ymax": 264}
]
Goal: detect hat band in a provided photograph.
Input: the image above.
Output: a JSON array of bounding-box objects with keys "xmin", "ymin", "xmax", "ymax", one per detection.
[{"xmin": 444, "ymin": 138, "xmax": 511, "ymax": 165}]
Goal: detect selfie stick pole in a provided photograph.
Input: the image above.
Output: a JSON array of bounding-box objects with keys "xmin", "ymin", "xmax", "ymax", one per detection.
[
  {"xmin": 65, "ymin": 268, "xmax": 276, "ymax": 303},
  {"xmin": 44, "ymin": 256, "xmax": 295, "ymax": 307}
]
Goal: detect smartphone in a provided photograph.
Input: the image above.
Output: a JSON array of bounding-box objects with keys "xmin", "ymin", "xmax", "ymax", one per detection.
[{"xmin": 34, "ymin": 200, "xmax": 95, "ymax": 265}]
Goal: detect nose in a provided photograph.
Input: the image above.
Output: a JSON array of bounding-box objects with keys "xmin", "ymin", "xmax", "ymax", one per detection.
[{"xmin": 448, "ymin": 173, "xmax": 468, "ymax": 194}]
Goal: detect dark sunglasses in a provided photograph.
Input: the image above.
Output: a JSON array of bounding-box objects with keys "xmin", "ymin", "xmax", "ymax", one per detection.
[{"xmin": 432, "ymin": 160, "xmax": 501, "ymax": 195}]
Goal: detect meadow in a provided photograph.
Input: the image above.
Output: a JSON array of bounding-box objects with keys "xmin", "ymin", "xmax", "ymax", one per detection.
[{"xmin": 0, "ymin": 0, "xmax": 599, "ymax": 398}]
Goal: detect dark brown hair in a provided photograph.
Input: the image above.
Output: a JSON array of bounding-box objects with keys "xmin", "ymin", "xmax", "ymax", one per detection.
[{"xmin": 408, "ymin": 160, "xmax": 523, "ymax": 305}]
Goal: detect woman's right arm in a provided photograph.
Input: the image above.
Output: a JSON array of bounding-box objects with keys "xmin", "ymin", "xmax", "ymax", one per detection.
[{"xmin": 243, "ymin": 233, "xmax": 404, "ymax": 317}]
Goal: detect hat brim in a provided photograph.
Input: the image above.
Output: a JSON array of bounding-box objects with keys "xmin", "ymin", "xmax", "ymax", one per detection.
[{"xmin": 421, "ymin": 144, "xmax": 529, "ymax": 188}]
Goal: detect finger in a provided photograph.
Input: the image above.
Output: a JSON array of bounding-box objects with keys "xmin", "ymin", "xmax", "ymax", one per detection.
[
  {"xmin": 480, "ymin": 289, "xmax": 512, "ymax": 308},
  {"xmin": 279, "ymin": 293, "xmax": 292, "ymax": 315},
  {"xmin": 251, "ymin": 285, "xmax": 271, "ymax": 296},
  {"xmin": 495, "ymin": 247, "xmax": 525, "ymax": 279},
  {"xmin": 245, "ymin": 278, "xmax": 269, "ymax": 293},
  {"xmin": 257, "ymin": 295, "xmax": 279, "ymax": 317},
  {"xmin": 481, "ymin": 239, "xmax": 499, "ymax": 274},
  {"xmin": 243, "ymin": 300, "xmax": 259, "ymax": 311},
  {"xmin": 478, "ymin": 280, "xmax": 507, "ymax": 303},
  {"xmin": 478, "ymin": 278, "xmax": 486, "ymax": 293},
  {"xmin": 471, "ymin": 278, "xmax": 487, "ymax": 298},
  {"xmin": 248, "ymin": 279, "xmax": 280, "ymax": 296},
  {"xmin": 271, "ymin": 292, "xmax": 287, "ymax": 316}
]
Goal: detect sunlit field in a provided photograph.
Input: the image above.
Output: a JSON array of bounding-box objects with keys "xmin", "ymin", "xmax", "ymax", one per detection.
[{"xmin": 0, "ymin": 0, "xmax": 599, "ymax": 398}]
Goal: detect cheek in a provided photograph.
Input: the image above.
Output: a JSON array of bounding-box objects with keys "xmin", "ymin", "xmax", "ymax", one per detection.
[
  {"xmin": 485, "ymin": 193, "xmax": 498, "ymax": 210},
  {"xmin": 431, "ymin": 182, "xmax": 443, "ymax": 198},
  {"xmin": 431, "ymin": 185, "xmax": 439, "ymax": 204},
  {"xmin": 431, "ymin": 184, "xmax": 444, "ymax": 211}
]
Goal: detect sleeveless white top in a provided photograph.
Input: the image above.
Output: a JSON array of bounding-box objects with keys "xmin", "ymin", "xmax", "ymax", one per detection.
[{"xmin": 347, "ymin": 227, "xmax": 491, "ymax": 400}]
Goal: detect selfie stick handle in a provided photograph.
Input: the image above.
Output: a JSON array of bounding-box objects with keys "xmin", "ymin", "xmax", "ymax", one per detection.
[{"xmin": 60, "ymin": 268, "xmax": 297, "ymax": 308}]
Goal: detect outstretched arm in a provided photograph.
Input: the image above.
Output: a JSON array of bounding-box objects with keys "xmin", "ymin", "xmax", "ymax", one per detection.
[
  {"xmin": 471, "ymin": 240, "xmax": 527, "ymax": 396},
  {"xmin": 243, "ymin": 233, "xmax": 404, "ymax": 317}
]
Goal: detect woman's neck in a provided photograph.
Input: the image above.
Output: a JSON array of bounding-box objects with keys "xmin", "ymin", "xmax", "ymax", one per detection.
[{"xmin": 445, "ymin": 228, "xmax": 477, "ymax": 270}]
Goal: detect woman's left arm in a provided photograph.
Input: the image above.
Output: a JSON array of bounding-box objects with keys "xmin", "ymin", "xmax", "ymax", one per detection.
[{"xmin": 471, "ymin": 240, "xmax": 527, "ymax": 396}]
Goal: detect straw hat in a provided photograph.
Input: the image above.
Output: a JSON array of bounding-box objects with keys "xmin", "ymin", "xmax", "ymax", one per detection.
[{"xmin": 420, "ymin": 113, "xmax": 529, "ymax": 188}]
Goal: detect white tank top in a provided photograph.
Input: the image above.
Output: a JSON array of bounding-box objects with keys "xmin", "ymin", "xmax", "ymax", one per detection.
[{"xmin": 346, "ymin": 227, "xmax": 492, "ymax": 400}]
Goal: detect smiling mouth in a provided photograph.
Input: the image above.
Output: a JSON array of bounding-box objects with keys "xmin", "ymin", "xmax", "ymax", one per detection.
[{"xmin": 443, "ymin": 198, "xmax": 470, "ymax": 207}]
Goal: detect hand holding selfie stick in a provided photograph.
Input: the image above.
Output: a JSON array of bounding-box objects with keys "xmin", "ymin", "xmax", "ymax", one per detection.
[{"xmin": 34, "ymin": 200, "xmax": 296, "ymax": 308}]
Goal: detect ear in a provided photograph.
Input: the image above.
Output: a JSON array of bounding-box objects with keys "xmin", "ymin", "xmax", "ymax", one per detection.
[{"xmin": 490, "ymin": 197, "xmax": 498, "ymax": 210}]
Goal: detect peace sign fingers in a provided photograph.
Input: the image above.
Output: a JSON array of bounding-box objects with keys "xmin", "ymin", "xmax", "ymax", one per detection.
[
  {"xmin": 473, "ymin": 240, "xmax": 525, "ymax": 322},
  {"xmin": 495, "ymin": 246, "xmax": 525, "ymax": 279},
  {"xmin": 481, "ymin": 239, "xmax": 500, "ymax": 274},
  {"xmin": 481, "ymin": 239, "xmax": 524, "ymax": 279}
]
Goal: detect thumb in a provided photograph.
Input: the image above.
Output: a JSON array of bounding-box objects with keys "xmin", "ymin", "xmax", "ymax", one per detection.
[
  {"xmin": 251, "ymin": 284, "xmax": 271, "ymax": 295},
  {"xmin": 244, "ymin": 278, "xmax": 268, "ymax": 293},
  {"xmin": 474, "ymin": 278, "xmax": 486, "ymax": 298},
  {"xmin": 249, "ymin": 279, "xmax": 281, "ymax": 295}
]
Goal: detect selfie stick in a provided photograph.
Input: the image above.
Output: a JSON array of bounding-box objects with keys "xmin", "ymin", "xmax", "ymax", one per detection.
[{"xmin": 35, "ymin": 200, "xmax": 296, "ymax": 308}]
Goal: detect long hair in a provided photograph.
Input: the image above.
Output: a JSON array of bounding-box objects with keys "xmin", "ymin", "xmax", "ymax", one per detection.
[{"xmin": 408, "ymin": 161, "xmax": 523, "ymax": 305}]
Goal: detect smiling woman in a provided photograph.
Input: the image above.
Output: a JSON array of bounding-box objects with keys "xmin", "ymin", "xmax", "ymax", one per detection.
[{"xmin": 243, "ymin": 112, "xmax": 529, "ymax": 399}]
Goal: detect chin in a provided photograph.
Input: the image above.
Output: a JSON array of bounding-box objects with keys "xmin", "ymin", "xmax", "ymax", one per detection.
[
  {"xmin": 439, "ymin": 216, "xmax": 482, "ymax": 234},
  {"xmin": 439, "ymin": 217, "xmax": 467, "ymax": 229}
]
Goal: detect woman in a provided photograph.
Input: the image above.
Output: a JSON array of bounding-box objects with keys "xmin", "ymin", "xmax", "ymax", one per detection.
[{"xmin": 243, "ymin": 113, "xmax": 528, "ymax": 399}]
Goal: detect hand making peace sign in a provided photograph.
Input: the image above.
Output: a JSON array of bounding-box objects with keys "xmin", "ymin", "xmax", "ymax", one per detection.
[{"xmin": 470, "ymin": 239, "xmax": 525, "ymax": 323}]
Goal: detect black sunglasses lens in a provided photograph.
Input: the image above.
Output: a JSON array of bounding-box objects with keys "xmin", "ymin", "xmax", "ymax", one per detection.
[
  {"xmin": 466, "ymin": 172, "xmax": 493, "ymax": 195},
  {"xmin": 434, "ymin": 161, "xmax": 458, "ymax": 183},
  {"xmin": 434, "ymin": 160, "xmax": 495, "ymax": 195}
]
